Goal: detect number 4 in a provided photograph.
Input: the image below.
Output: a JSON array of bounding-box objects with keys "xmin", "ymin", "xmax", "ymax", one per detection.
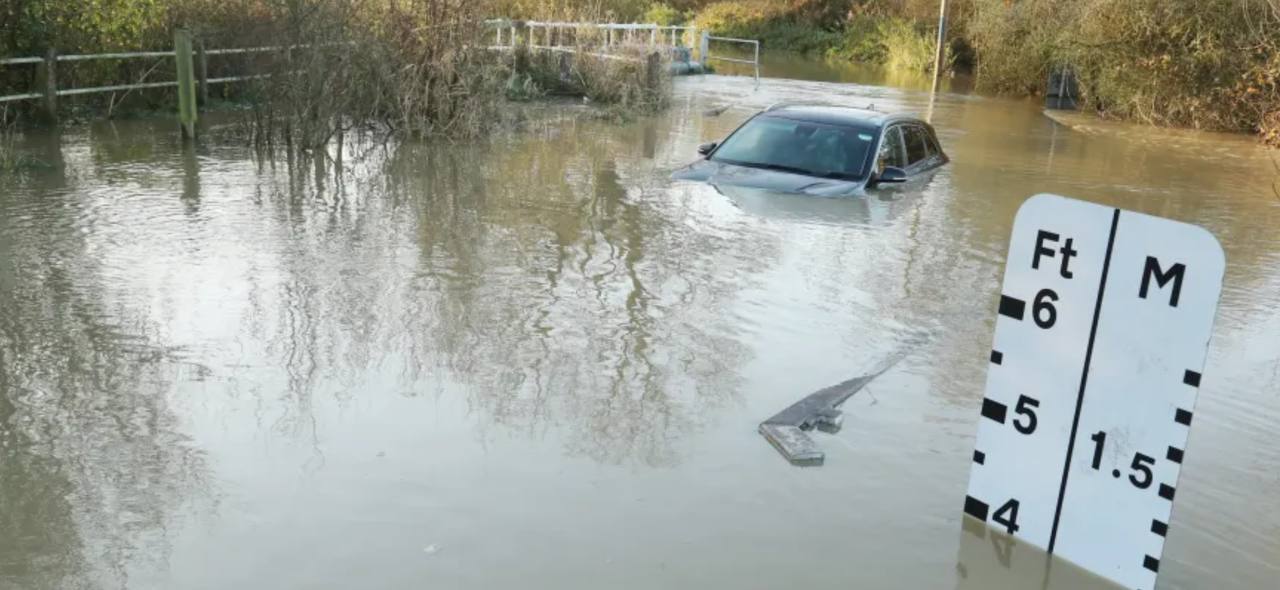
[{"xmin": 992, "ymin": 499, "xmax": 1020, "ymax": 534}]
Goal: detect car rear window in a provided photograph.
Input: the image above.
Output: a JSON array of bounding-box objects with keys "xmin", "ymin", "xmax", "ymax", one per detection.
[{"xmin": 711, "ymin": 116, "xmax": 876, "ymax": 180}]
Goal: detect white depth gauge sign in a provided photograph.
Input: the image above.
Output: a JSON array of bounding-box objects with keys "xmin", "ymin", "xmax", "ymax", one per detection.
[{"xmin": 965, "ymin": 194, "xmax": 1225, "ymax": 590}]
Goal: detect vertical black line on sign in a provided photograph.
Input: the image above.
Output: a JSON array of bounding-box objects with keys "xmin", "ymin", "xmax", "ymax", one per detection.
[{"xmin": 1048, "ymin": 208, "xmax": 1121, "ymax": 553}]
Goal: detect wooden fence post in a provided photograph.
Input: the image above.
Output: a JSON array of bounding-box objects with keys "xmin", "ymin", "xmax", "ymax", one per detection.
[
  {"xmin": 35, "ymin": 49, "xmax": 58, "ymax": 123},
  {"xmin": 174, "ymin": 29, "xmax": 197, "ymax": 138},
  {"xmin": 699, "ymin": 30, "xmax": 710, "ymax": 67},
  {"xmin": 645, "ymin": 51, "xmax": 661, "ymax": 101},
  {"xmin": 197, "ymin": 38, "xmax": 209, "ymax": 106}
]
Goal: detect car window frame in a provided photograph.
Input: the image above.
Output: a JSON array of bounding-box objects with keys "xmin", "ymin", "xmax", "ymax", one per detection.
[
  {"xmin": 925, "ymin": 127, "xmax": 946, "ymax": 162},
  {"xmin": 709, "ymin": 114, "xmax": 878, "ymax": 181},
  {"xmin": 902, "ymin": 125, "xmax": 933, "ymax": 170},
  {"xmin": 877, "ymin": 124, "xmax": 907, "ymax": 172}
]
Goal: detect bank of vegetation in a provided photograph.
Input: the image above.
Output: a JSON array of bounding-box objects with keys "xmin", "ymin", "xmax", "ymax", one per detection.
[
  {"xmin": 505, "ymin": 0, "xmax": 1279, "ymax": 146},
  {"xmin": 2, "ymin": 0, "xmax": 1277, "ymax": 146},
  {"xmin": 0, "ymin": 0, "xmax": 669, "ymax": 151}
]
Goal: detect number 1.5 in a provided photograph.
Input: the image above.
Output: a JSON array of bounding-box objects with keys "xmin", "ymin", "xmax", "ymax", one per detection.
[{"xmin": 1089, "ymin": 431, "xmax": 1156, "ymax": 490}]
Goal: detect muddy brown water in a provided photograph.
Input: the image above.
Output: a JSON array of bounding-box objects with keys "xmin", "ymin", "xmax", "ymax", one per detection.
[{"xmin": 1, "ymin": 56, "xmax": 1277, "ymax": 589}]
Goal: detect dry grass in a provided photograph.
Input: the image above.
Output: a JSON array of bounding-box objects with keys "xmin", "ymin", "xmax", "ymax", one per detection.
[{"xmin": 967, "ymin": 0, "xmax": 1280, "ymax": 143}]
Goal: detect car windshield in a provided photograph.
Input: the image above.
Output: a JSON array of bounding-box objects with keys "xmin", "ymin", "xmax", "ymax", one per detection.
[{"xmin": 710, "ymin": 115, "xmax": 876, "ymax": 181}]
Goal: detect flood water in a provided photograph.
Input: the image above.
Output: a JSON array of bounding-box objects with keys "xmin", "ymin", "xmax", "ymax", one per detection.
[{"xmin": 1, "ymin": 57, "xmax": 1278, "ymax": 590}]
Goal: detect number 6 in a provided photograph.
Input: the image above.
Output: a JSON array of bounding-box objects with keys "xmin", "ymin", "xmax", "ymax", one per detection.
[{"xmin": 1033, "ymin": 289, "xmax": 1058, "ymax": 329}]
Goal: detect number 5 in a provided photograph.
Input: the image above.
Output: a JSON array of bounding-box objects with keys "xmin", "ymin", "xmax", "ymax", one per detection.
[
  {"xmin": 1129, "ymin": 453, "xmax": 1155, "ymax": 489},
  {"xmin": 1014, "ymin": 395, "xmax": 1039, "ymax": 434}
]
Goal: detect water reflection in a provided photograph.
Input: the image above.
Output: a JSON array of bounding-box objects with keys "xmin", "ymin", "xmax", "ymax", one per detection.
[
  {"xmin": 0, "ymin": 67, "xmax": 1276, "ymax": 588},
  {"xmin": 379, "ymin": 124, "xmax": 761, "ymax": 465},
  {"xmin": 954, "ymin": 517, "xmax": 1117, "ymax": 590},
  {"xmin": 1, "ymin": 127, "xmax": 208, "ymax": 588}
]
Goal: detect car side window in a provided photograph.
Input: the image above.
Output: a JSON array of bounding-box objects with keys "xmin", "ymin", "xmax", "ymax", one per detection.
[
  {"xmin": 879, "ymin": 126, "xmax": 906, "ymax": 171},
  {"xmin": 924, "ymin": 128, "xmax": 944, "ymax": 158},
  {"xmin": 904, "ymin": 126, "xmax": 930, "ymax": 167}
]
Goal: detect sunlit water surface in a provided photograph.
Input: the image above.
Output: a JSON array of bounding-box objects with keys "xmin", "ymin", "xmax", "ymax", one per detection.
[{"xmin": 1, "ymin": 56, "xmax": 1277, "ymax": 589}]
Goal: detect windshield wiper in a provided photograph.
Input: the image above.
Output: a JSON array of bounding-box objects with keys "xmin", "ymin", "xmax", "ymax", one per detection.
[
  {"xmin": 815, "ymin": 170, "xmax": 861, "ymax": 181},
  {"xmin": 717, "ymin": 159, "xmax": 817, "ymax": 177}
]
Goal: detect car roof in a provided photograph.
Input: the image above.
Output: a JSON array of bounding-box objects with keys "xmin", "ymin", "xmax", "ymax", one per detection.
[{"xmin": 761, "ymin": 103, "xmax": 923, "ymax": 129}]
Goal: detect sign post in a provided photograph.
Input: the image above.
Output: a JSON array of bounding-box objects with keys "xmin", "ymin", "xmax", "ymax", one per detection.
[{"xmin": 963, "ymin": 194, "xmax": 1225, "ymax": 590}]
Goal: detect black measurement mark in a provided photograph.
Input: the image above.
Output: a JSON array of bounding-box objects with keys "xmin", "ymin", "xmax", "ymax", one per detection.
[
  {"xmin": 999, "ymin": 295, "xmax": 1026, "ymax": 320},
  {"xmin": 1048, "ymin": 208, "xmax": 1120, "ymax": 553},
  {"xmin": 1151, "ymin": 520, "xmax": 1168, "ymax": 537},
  {"xmin": 1143, "ymin": 555, "xmax": 1160, "ymax": 573},
  {"xmin": 973, "ymin": 450, "xmax": 986, "ymax": 465},
  {"xmin": 990, "ymin": 350, "xmax": 1003, "ymax": 365},
  {"xmin": 1175, "ymin": 408, "xmax": 1193, "ymax": 425},
  {"xmin": 1183, "ymin": 370, "xmax": 1201, "ymax": 387},
  {"xmin": 1158, "ymin": 484, "xmax": 1176, "ymax": 501},
  {"xmin": 981, "ymin": 398, "xmax": 1008, "ymax": 424},
  {"xmin": 964, "ymin": 496, "xmax": 990, "ymax": 521},
  {"xmin": 1166, "ymin": 446, "xmax": 1184, "ymax": 464}
]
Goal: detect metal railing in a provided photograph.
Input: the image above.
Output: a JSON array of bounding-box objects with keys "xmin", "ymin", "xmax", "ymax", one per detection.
[
  {"xmin": 486, "ymin": 20, "xmax": 694, "ymax": 51},
  {"xmin": 704, "ymin": 35, "xmax": 760, "ymax": 83},
  {"xmin": 483, "ymin": 19, "xmax": 761, "ymax": 82}
]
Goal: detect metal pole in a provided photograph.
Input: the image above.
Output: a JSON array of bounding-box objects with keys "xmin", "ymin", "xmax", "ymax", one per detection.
[
  {"xmin": 754, "ymin": 41, "xmax": 760, "ymax": 84},
  {"xmin": 931, "ymin": 0, "xmax": 949, "ymax": 95}
]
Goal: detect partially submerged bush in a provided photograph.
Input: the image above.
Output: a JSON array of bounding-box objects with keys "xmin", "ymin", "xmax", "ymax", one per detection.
[
  {"xmin": 693, "ymin": 1, "xmax": 840, "ymax": 54},
  {"xmin": 828, "ymin": 15, "xmax": 943, "ymax": 72},
  {"xmin": 967, "ymin": 0, "xmax": 1280, "ymax": 140},
  {"xmin": 515, "ymin": 45, "xmax": 671, "ymax": 113}
]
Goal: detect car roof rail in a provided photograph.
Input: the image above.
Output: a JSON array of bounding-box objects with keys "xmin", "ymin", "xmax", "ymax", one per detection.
[{"xmin": 766, "ymin": 101, "xmax": 882, "ymax": 112}]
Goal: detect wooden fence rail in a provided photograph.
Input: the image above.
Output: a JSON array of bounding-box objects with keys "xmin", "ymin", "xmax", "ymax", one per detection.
[
  {"xmin": 1, "ymin": 21, "xmax": 761, "ymax": 133},
  {"xmin": 0, "ymin": 30, "xmax": 300, "ymax": 135}
]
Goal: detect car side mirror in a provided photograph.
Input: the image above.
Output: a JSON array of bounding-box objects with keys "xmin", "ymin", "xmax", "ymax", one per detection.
[
  {"xmin": 873, "ymin": 166, "xmax": 907, "ymax": 185},
  {"xmin": 697, "ymin": 141, "xmax": 718, "ymax": 156}
]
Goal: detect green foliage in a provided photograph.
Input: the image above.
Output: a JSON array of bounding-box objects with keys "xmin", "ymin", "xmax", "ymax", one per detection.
[
  {"xmin": 967, "ymin": 0, "xmax": 1280, "ymax": 140},
  {"xmin": 642, "ymin": 3, "xmax": 684, "ymax": 25},
  {"xmin": 877, "ymin": 17, "xmax": 939, "ymax": 72},
  {"xmin": 693, "ymin": 1, "xmax": 841, "ymax": 54},
  {"xmin": 505, "ymin": 72, "xmax": 547, "ymax": 102},
  {"xmin": 827, "ymin": 15, "xmax": 942, "ymax": 71}
]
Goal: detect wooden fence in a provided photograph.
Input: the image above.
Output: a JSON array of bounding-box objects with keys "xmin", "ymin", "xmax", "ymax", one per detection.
[
  {"xmin": 1, "ymin": 30, "xmax": 287, "ymax": 137},
  {"xmin": 0, "ymin": 21, "xmax": 763, "ymax": 135}
]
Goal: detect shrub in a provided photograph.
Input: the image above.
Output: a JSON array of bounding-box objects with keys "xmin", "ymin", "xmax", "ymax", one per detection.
[
  {"xmin": 643, "ymin": 3, "xmax": 684, "ymax": 25},
  {"xmin": 693, "ymin": 1, "xmax": 841, "ymax": 54},
  {"xmin": 967, "ymin": 0, "xmax": 1280, "ymax": 140},
  {"xmin": 828, "ymin": 15, "xmax": 943, "ymax": 72}
]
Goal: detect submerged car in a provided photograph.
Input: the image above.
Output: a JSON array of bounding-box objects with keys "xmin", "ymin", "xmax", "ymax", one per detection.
[{"xmin": 672, "ymin": 103, "xmax": 948, "ymax": 197}]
